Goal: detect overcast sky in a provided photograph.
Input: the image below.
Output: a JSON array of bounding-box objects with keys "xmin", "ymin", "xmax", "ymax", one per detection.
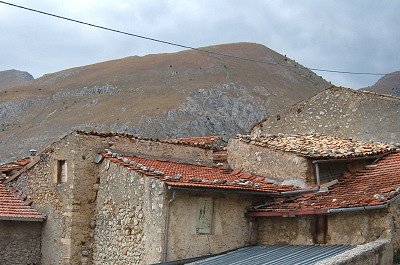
[{"xmin": 0, "ymin": 0, "xmax": 399, "ymax": 89}]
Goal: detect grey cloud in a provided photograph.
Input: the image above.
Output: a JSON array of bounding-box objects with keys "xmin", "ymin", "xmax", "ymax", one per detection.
[{"xmin": 0, "ymin": 0, "xmax": 398, "ymax": 88}]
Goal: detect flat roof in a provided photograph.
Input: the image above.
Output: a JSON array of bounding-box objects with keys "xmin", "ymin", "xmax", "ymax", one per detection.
[{"xmin": 193, "ymin": 245, "xmax": 355, "ymax": 265}]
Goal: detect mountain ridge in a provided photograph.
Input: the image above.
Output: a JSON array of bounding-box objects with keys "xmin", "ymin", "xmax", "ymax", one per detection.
[{"xmin": 0, "ymin": 42, "xmax": 330, "ymax": 163}]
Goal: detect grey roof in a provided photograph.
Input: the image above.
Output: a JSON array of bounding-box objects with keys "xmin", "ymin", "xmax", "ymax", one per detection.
[{"xmin": 192, "ymin": 245, "xmax": 355, "ymax": 265}]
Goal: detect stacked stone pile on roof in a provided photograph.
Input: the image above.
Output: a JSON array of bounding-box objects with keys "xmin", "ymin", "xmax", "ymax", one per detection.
[{"xmin": 238, "ymin": 134, "xmax": 399, "ymax": 158}]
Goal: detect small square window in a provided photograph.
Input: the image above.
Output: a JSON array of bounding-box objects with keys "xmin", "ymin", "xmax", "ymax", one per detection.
[{"xmin": 55, "ymin": 160, "xmax": 67, "ymax": 183}]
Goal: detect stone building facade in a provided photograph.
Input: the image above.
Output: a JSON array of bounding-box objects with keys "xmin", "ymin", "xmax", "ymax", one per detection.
[{"xmin": 1, "ymin": 130, "xmax": 400, "ymax": 264}]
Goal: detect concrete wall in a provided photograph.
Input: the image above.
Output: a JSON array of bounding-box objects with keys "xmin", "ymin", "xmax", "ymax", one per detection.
[
  {"xmin": 316, "ymin": 239, "xmax": 393, "ymax": 265},
  {"xmin": 228, "ymin": 138, "xmax": 311, "ymax": 186},
  {"xmin": 93, "ymin": 161, "xmax": 166, "ymax": 264},
  {"xmin": 251, "ymin": 87, "xmax": 400, "ymax": 143},
  {"xmin": 0, "ymin": 220, "xmax": 42, "ymax": 265},
  {"xmin": 257, "ymin": 210, "xmax": 391, "ymax": 246},
  {"xmin": 167, "ymin": 191, "xmax": 259, "ymax": 261}
]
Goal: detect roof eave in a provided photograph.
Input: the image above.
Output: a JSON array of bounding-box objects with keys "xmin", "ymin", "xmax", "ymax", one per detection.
[
  {"xmin": 167, "ymin": 185, "xmax": 282, "ymax": 196},
  {"xmin": 0, "ymin": 215, "xmax": 46, "ymax": 222}
]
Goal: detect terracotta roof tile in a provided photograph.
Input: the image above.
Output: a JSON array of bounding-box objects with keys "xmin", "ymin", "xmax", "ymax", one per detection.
[
  {"xmin": 0, "ymin": 184, "xmax": 45, "ymax": 221},
  {"xmin": 250, "ymin": 152, "xmax": 400, "ymax": 216},
  {"xmin": 0, "ymin": 157, "xmax": 31, "ymax": 174},
  {"xmin": 102, "ymin": 151, "xmax": 297, "ymax": 194},
  {"xmin": 238, "ymin": 134, "xmax": 398, "ymax": 158}
]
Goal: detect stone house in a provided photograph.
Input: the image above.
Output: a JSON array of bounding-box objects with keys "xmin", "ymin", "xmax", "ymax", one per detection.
[
  {"xmin": 0, "ymin": 160, "xmax": 45, "ymax": 265},
  {"xmin": 246, "ymin": 151, "xmax": 400, "ymax": 262},
  {"xmin": 228, "ymin": 134, "xmax": 397, "ymax": 187},
  {"xmin": 1, "ymin": 130, "xmax": 400, "ymax": 264},
  {"xmin": 1, "ymin": 131, "xmax": 299, "ymax": 264}
]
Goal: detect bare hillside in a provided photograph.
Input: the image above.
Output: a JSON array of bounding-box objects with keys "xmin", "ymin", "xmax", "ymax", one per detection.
[
  {"xmin": 0, "ymin": 70, "xmax": 34, "ymax": 91},
  {"xmin": 0, "ymin": 43, "xmax": 330, "ymax": 162},
  {"xmin": 364, "ymin": 71, "xmax": 400, "ymax": 96}
]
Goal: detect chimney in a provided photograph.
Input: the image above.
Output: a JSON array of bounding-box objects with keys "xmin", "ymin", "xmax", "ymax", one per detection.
[{"xmin": 29, "ymin": 149, "xmax": 37, "ymax": 156}]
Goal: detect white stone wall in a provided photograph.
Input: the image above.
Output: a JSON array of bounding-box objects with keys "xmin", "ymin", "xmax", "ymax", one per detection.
[{"xmin": 93, "ymin": 161, "xmax": 166, "ymax": 264}]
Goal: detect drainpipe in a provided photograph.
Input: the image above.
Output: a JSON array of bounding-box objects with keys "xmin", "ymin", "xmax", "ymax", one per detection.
[
  {"xmin": 163, "ymin": 189, "xmax": 176, "ymax": 262},
  {"xmin": 315, "ymin": 162, "xmax": 321, "ymax": 186}
]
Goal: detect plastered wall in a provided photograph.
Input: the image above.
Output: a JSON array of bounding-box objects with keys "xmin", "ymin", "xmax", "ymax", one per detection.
[
  {"xmin": 228, "ymin": 138, "xmax": 311, "ymax": 186},
  {"xmin": 167, "ymin": 190, "xmax": 259, "ymax": 261}
]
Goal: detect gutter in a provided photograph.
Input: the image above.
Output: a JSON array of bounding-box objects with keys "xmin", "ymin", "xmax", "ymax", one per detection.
[
  {"xmin": 311, "ymin": 153, "xmax": 387, "ymax": 164},
  {"xmin": 163, "ymin": 190, "xmax": 176, "ymax": 262},
  {"xmin": 247, "ymin": 194, "xmax": 400, "ymax": 218},
  {"xmin": 328, "ymin": 194, "xmax": 400, "ymax": 214}
]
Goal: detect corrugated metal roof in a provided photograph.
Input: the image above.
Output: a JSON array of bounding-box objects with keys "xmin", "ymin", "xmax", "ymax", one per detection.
[{"xmin": 193, "ymin": 245, "xmax": 354, "ymax": 265}]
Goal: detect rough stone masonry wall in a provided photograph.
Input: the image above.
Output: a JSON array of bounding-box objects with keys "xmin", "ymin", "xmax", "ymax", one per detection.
[
  {"xmin": 0, "ymin": 220, "xmax": 42, "ymax": 265},
  {"xmin": 258, "ymin": 209, "xmax": 391, "ymax": 246},
  {"xmin": 388, "ymin": 203, "xmax": 400, "ymax": 252},
  {"xmin": 167, "ymin": 191, "xmax": 258, "ymax": 261},
  {"xmin": 228, "ymin": 138, "xmax": 312, "ymax": 186},
  {"xmin": 251, "ymin": 87, "xmax": 400, "ymax": 144},
  {"xmin": 8, "ymin": 149, "xmax": 74, "ymax": 265},
  {"xmin": 98, "ymin": 134, "xmax": 217, "ymax": 165},
  {"xmin": 93, "ymin": 161, "xmax": 166, "ymax": 264}
]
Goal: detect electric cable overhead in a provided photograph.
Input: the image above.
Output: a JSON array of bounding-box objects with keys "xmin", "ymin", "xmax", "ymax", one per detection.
[{"xmin": 0, "ymin": 1, "xmax": 387, "ymax": 76}]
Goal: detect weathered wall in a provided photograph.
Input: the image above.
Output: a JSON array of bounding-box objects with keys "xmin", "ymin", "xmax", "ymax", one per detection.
[
  {"xmin": 228, "ymin": 138, "xmax": 311, "ymax": 186},
  {"xmin": 94, "ymin": 134, "xmax": 217, "ymax": 165},
  {"xmin": 258, "ymin": 210, "xmax": 391, "ymax": 246},
  {"xmin": 251, "ymin": 87, "xmax": 400, "ymax": 143},
  {"xmin": 258, "ymin": 216, "xmax": 315, "ymax": 245},
  {"xmin": 0, "ymin": 220, "xmax": 42, "ymax": 265},
  {"xmin": 315, "ymin": 239, "xmax": 393, "ymax": 265},
  {"xmin": 93, "ymin": 161, "xmax": 166, "ymax": 264},
  {"xmin": 167, "ymin": 190, "xmax": 259, "ymax": 261}
]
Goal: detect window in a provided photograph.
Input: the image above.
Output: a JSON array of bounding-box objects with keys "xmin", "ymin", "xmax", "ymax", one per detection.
[
  {"xmin": 196, "ymin": 197, "xmax": 214, "ymax": 234},
  {"xmin": 55, "ymin": 160, "xmax": 67, "ymax": 183}
]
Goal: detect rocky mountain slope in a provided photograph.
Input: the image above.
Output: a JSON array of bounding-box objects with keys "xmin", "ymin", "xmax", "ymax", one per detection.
[
  {"xmin": 0, "ymin": 42, "xmax": 330, "ymax": 162},
  {"xmin": 364, "ymin": 71, "xmax": 400, "ymax": 96},
  {"xmin": 0, "ymin": 70, "xmax": 34, "ymax": 91}
]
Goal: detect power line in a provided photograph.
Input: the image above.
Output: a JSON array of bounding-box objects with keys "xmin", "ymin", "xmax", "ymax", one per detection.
[{"xmin": 0, "ymin": 1, "xmax": 387, "ymax": 76}]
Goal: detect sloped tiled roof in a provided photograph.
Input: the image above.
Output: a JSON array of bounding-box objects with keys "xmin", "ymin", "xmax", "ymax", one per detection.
[
  {"xmin": 0, "ymin": 157, "xmax": 31, "ymax": 174},
  {"xmin": 238, "ymin": 134, "xmax": 398, "ymax": 159},
  {"xmin": 102, "ymin": 151, "xmax": 298, "ymax": 194},
  {"xmin": 0, "ymin": 184, "xmax": 45, "ymax": 221},
  {"xmin": 248, "ymin": 152, "xmax": 400, "ymax": 217},
  {"xmin": 76, "ymin": 130, "xmax": 226, "ymax": 150}
]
